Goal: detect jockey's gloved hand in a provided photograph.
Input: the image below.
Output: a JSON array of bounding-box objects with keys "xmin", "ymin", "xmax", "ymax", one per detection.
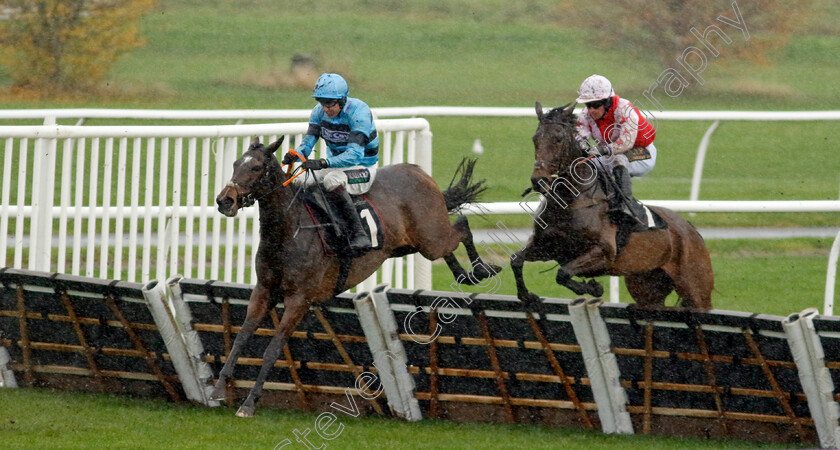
[
  {"xmin": 597, "ymin": 144, "xmax": 614, "ymax": 157},
  {"xmin": 281, "ymin": 152, "xmax": 297, "ymax": 165},
  {"xmin": 301, "ymin": 159, "xmax": 328, "ymax": 170}
]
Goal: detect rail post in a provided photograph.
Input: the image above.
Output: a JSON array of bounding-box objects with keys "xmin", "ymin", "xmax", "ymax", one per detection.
[
  {"xmin": 824, "ymin": 230, "xmax": 840, "ymax": 315},
  {"xmin": 689, "ymin": 120, "xmax": 720, "ymax": 206},
  {"xmin": 30, "ymin": 117, "xmax": 57, "ymax": 272}
]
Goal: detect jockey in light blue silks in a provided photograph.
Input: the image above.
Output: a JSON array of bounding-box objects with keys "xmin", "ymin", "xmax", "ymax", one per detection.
[{"xmin": 282, "ymin": 73, "xmax": 379, "ymax": 251}]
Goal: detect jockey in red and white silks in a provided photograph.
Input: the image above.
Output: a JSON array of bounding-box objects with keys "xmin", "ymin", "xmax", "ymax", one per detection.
[
  {"xmin": 575, "ymin": 75, "xmax": 657, "ymax": 177},
  {"xmin": 574, "ymin": 74, "xmax": 654, "ymax": 224}
]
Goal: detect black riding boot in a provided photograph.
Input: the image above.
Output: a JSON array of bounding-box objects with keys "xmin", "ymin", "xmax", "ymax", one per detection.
[
  {"xmin": 328, "ymin": 186, "xmax": 371, "ymax": 252},
  {"xmin": 612, "ymin": 166, "xmax": 648, "ymax": 226}
]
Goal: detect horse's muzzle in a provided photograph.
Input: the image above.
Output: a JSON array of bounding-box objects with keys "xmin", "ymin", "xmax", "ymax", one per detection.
[
  {"xmin": 530, "ymin": 176, "xmax": 547, "ymax": 194},
  {"xmin": 216, "ymin": 192, "xmax": 239, "ymax": 217}
]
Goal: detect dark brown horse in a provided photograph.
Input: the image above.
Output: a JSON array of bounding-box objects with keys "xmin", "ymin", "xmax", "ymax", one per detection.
[
  {"xmin": 212, "ymin": 137, "xmax": 498, "ymax": 417},
  {"xmin": 511, "ymin": 103, "xmax": 713, "ymax": 308}
]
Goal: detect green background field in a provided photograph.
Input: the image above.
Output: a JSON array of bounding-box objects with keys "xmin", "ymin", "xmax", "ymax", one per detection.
[{"xmin": 0, "ymin": 1, "xmax": 838, "ymax": 448}]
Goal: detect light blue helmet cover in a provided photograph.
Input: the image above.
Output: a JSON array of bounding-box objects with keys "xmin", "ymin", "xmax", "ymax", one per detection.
[{"xmin": 312, "ymin": 73, "xmax": 349, "ymax": 99}]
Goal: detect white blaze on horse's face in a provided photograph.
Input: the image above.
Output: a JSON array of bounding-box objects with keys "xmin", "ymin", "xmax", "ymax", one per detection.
[
  {"xmin": 216, "ymin": 151, "xmax": 266, "ymax": 217},
  {"xmin": 231, "ymin": 151, "xmax": 267, "ymax": 186}
]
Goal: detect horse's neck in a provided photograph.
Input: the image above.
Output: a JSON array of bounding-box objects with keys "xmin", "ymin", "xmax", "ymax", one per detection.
[
  {"xmin": 256, "ymin": 189, "xmax": 298, "ymax": 243},
  {"xmin": 541, "ymin": 171, "xmax": 605, "ymax": 216}
]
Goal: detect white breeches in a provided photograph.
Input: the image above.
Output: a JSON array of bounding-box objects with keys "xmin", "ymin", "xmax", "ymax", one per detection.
[{"xmin": 292, "ymin": 165, "xmax": 377, "ymax": 194}]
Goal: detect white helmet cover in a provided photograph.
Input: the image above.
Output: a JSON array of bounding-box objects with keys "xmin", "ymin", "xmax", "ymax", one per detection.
[{"xmin": 576, "ymin": 74, "xmax": 614, "ymax": 103}]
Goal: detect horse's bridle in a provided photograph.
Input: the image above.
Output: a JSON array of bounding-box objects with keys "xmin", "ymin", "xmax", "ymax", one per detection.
[
  {"xmin": 227, "ymin": 165, "xmax": 283, "ymax": 208},
  {"xmin": 534, "ymin": 149, "xmax": 593, "ymax": 180},
  {"xmin": 532, "ymin": 152, "xmax": 600, "ymax": 201}
]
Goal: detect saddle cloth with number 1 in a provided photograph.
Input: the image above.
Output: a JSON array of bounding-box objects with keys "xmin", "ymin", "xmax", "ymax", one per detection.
[{"xmin": 298, "ymin": 188, "xmax": 385, "ymax": 256}]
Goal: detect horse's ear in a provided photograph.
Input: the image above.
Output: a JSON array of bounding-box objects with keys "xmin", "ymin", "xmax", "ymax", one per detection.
[
  {"xmin": 250, "ymin": 137, "xmax": 261, "ymax": 147},
  {"xmin": 563, "ymin": 102, "xmax": 576, "ymax": 117},
  {"xmin": 265, "ymin": 136, "xmax": 284, "ymax": 154},
  {"xmin": 535, "ymin": 102, "xmax": 544, "ymax": 120}
]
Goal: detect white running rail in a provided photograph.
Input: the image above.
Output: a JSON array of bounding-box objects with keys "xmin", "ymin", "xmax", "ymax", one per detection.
[{"xmin": 2, "ymin": 107, "xmax": 837, "ymax": 203}]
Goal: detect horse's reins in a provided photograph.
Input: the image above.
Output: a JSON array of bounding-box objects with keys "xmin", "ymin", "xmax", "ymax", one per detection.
[
  {"xmin": 525, "ymin": 154, "xmax": 599, "ymax": 200},
  {"xmin": 276, "ymin": 148, "xmax": 340, "ymax": 238},
  {"xmin": 224, "ymin": 180, "xmax": 256, "ymax": 208},
  {"xmin": 282, "ymin": 148, "xmax": 309, "ymax": 187},
  {"xmin": 280, "ymin": 148, "xmax": 333, "ymax": 218}
]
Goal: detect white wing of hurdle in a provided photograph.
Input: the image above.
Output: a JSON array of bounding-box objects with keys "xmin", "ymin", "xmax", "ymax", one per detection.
[{"xmin": 0, "ymin": 344, "xmax": 16, "ymax": 388}]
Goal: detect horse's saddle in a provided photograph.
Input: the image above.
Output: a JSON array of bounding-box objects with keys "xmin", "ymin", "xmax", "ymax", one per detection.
[{"xmin": 298, "ymin": 188, "xmax": 385, "ymax": 257}]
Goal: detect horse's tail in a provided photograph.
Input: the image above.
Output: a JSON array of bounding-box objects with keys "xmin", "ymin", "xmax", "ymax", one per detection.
[{"xmin": 442, "ymin": 158, "xmax": 486, "ymax": 213}]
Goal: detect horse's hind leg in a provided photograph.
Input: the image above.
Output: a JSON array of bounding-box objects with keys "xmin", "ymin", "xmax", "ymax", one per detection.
[
  {"xmin": 666, "ymin": 233, "xmax": 714, "ymax": 309},
  {"xmin": 670, "ymin": 264, "xmax": 714, "ymax": 309},
  {"xmin": 210, "ymin": 285, "xmax": 276, "ymax": 401},
  {"xmin": 625, "ymin": 269, "xmax": 674, "ymax": 307},
  {"xmin": 447, "ymin": 215, "xmax": 502, "ymax": 284},
  {"xmin": 235, "ymin": 294, "xmax": 309, "ymax": 417},
  {"xmin": 416, "ymin": 211, "xmax": 499, "ymax": 285},
  {"xmin": 443, "ymin": 253, "xmax": 470, "ymax": 282}
]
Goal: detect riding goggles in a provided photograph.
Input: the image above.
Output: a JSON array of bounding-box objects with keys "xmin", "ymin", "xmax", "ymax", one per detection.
[
  {"xmin": 316, "ymin": 98, "xmax": 339, "ymax": 108},
  {"xmin": 585, "ymin": 99, "xmax": 607, "ymax": 109}
]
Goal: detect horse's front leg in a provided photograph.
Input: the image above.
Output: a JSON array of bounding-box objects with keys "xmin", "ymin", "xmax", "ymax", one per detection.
[
  {"xmin": 511, "ymin": 243, "xmax": 547, "ymax": 304},
  {"xmin": 555, "ymin": 245, "xmax": 611, "ymax": 297},
  {"xmin": 210, "ymin": 285, "xmax": 275, "ymax": 401},
  {"xmin": 236, "ymin": 294, "xmax": 310, "ymax": 418}
]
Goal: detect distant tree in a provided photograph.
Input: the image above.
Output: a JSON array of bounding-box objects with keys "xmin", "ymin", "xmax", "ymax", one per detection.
[
  {"xmin": 567, "ymin": 0, "xmax": 813, "ymax": 66},
  {"xmin": 0, "ymin": 0, "xmax": 157, "ymax": 92}
]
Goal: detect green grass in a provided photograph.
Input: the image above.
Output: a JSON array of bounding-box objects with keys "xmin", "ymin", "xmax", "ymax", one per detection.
[
  {"xmin": 0, "ymin": 388, "xmax": 798, "ymax": 449},
  {"xmin": 3, "ymin": 0, "xmax": 839, "ymax": 110}
]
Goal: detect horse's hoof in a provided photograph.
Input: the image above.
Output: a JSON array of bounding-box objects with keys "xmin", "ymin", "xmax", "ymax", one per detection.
[
  {"xmin": 471, "ymin": 263, "xmax": 503, "ymax": 281},
  {"xmin": 588, "ymin": 280, "xmax": 604, "ymax": 297},
  {"xmin": 235, "ymin": 405, "xmax": 255, "ymax": 418},
  {"xmin": 209, "ymin": 382, "xmax": 227, "ymax": 401},
  {"xmin": 518, "ymin": 292, "xmax": 541, "ymax": 304}
]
